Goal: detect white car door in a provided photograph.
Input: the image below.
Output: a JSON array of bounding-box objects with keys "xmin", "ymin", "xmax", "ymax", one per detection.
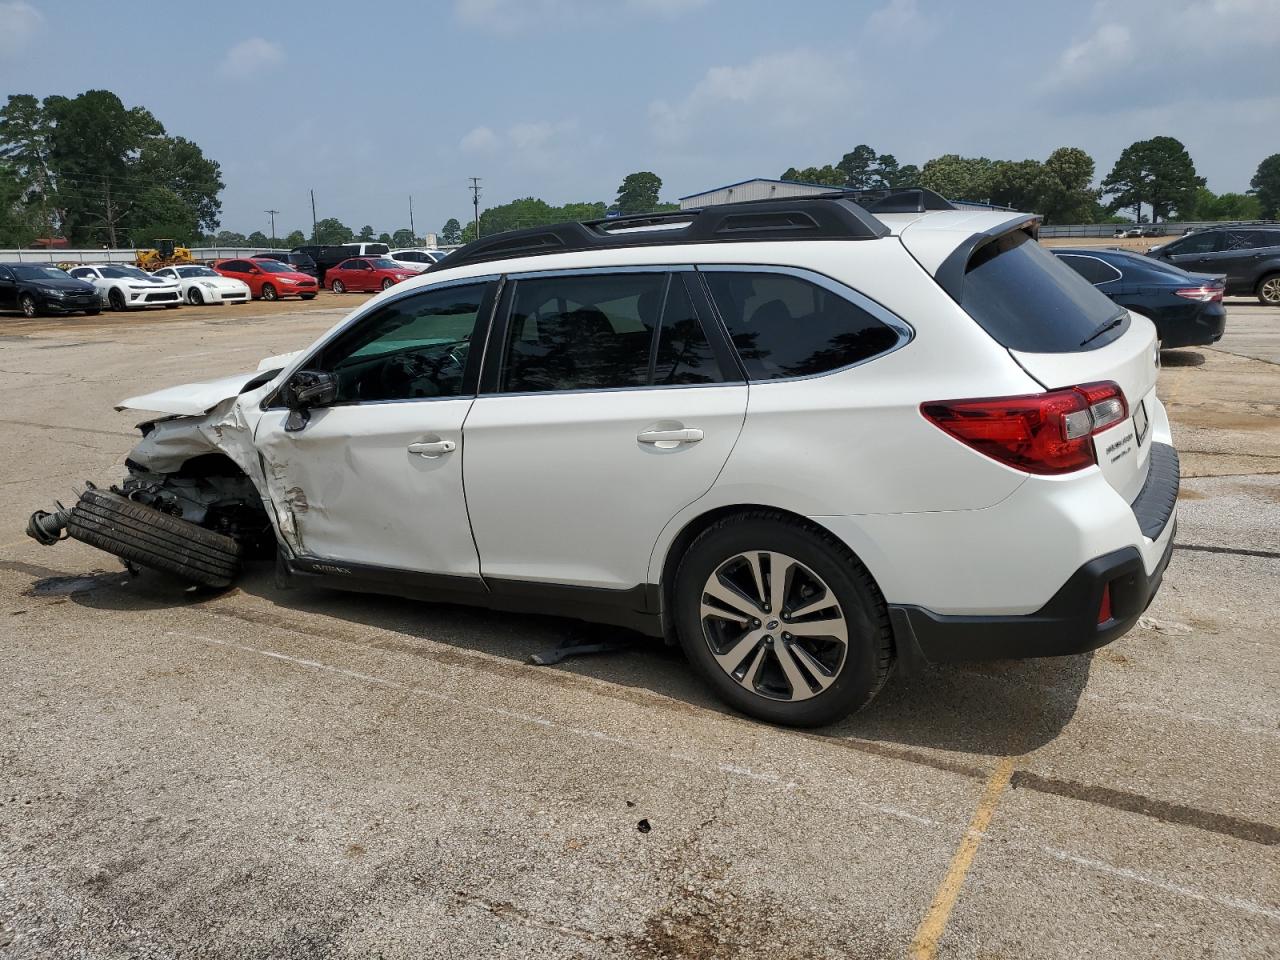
[
  {"xmin": 462, "ymin": 269, "xmax": 747, "ymax": 593},
  {"xmin": 254, "ymin": 278, "xmax": 496, "ymax": 581}
]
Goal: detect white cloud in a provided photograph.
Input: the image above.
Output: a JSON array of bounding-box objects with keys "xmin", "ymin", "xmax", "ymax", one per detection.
[
  {"xmin": 460, "ymin": 126, "xmax": 500, "ymax": 153},
  {"xmin": 1040, "ymin": 1, "xmax": 1280, "ymax": 107},
  {"xmin": 217, "ymin": 37, "xmax": 285, "ymax": 79},
  {"xmin": 0, "ymin": 1, "xmax": 43, "ymax": 59},
  {"xmin": 648, "ymin": 49, "xmax": 855, "ymax": 144}
]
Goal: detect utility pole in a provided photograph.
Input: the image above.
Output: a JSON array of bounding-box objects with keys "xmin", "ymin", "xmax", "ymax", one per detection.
[
  {"xmin": 265, "ymin": 209, "xmax": 279, "ymax": 247},
  {"xmin": 310, "ymin": 189, "xmax": 318, "ymax": 243},
  {"xmin": 469, "ymin": 177, "xmax": 482, "ymax": 239},
  {"xmin": 409, "ymin": 195, "xmax": 415, "ymax": 241}
]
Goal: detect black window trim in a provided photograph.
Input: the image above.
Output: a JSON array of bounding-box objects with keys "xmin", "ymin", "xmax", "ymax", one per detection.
[
  {"xmin": 262, "ymin": 273, "xmax": 502, "ymax": 411},
  {"xmin": 695, "ymin": 263, "xmax": 914, "ymax": 385},
  {"xmin": 478, "ymin": 264, "xmax": 746, "ymax": 398}
]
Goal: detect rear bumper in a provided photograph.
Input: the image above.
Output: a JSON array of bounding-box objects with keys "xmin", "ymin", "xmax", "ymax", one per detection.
[
  {"xmin": 890, "ymin": 442, "xmax": 1178, "ymax": 666},
  {"xmin": 1157, "ymin": 303, "xmax": 1226, "ymax": 349},
  {"xmin": 890, "ymin": 527, "xmax": 1175, "ymax": 665}
]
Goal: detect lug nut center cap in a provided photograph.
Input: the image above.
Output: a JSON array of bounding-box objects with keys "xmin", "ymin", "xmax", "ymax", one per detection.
[{"xmin": 766, "ymin": 619, "xmax": 779, "ymax": 631}]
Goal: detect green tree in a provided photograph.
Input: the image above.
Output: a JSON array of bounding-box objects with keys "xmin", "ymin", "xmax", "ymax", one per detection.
[
  {"xmin": 129, "ymin": 186, "xmax": 198, "ymax": 246},
  {"xmin": 1250, "ymin": 154, "xmax": 1280, "ymax": 219},
  {"xmin": 986, "ymin": 159, "xmax": 1043, "ymax": 211},
  {"xmin": 213, "ymin": 229, "xmax": 247, "ymax": 246},
  {"xmin": 134, "ymin": 135, "xmax": 222, "ymax": 233},
  {"xmin": 835, "ymin": 145, "xmax": 878, "ymax": 188},
  {"xmin": 313, "ymin": 217, "xmax": 353, "ymax": 244},
  {"xmin": 283, "ymin": 229, "xmax": 306, "ymax": 248},
  {"xmin": 1187, "ymin": 187, "xmax": 1261, "ymax": 221},
  {"xmin": 615, "ymin": 171, "xmax": 662, "ymax": 214},
  {"xmin": 919, "ymin": 154, "xmax": 996, "ymax": 201},
  {"xmin": 1038, "ymin": 147, "xmax": 1098, "ymax": 223},
  {"xmin": 440, "ymin": 218, "xmax": 462, "ymax": 245},
  {"xmin": 357, "ymin": 224, "xmax": 375, "ymax": 241},
  {"xmin": 391, "ymin": 228, "xmax": 416, "ymax": 246},
  {"xmin": 247, "ymin": 230, "xmax": 270, "ymax": 247},
  {"xmin": 781, "ymin": 164, "xmax": 844, "ymax": 187},
  {"xmin": 1102, "ymin": 136, "xmax": 1204, "ymax": 223},
  {"xmin": 377, "ymin": 231, "xmax": 392, "ymax": 244}
]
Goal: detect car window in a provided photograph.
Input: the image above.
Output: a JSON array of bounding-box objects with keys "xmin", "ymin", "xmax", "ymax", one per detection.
[
  {"xmin": 310, "ymin": 282, "xmax": 488, "ymax": 403},
  {"xmin": 501, "ymin": 272, "xmax": 666, "ymax": 393},
  {"xmin": 702, "ymin": 270, "xmax": 902, "ymax": 379},
  {"xmin": 1057, "ymin": 254, "xmax": 1122, "ymax": 285},
  {"xmin": 220, "ymin": 260, "xmax": 248, "ymax": 272},
  {"xmin": 1172, "ymin": 232, "xmax": 1221, "ymax": 255},
  {"xmin": 1226, "ymin": 229, "xmax": 1280, "ymax": 251},
  {"xmin": 654, "ymin": 276, "xmax": 724, "ymax": 385},
  {"xmin": 69, "ymin": 268, "xmax": 92, "ymax": 278},
  {"xmin": 0, "ymin": 266, "xmax": 14, "ymax": 280}
]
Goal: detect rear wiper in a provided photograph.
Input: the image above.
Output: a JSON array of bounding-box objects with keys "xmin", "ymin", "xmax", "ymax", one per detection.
[{"xmin": 1079, "ymin": 314, "xmax": 1125, "ymax": 347}]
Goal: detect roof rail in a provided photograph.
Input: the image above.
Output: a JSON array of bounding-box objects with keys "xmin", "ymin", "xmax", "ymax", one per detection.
[{"xmin": 429, "ymin": 196, "xmax": 892, "ymax": 272}]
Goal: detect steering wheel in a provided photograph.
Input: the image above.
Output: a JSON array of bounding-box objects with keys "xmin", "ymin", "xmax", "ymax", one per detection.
[{"xmin": 378, "ymin": 352, "xmax": 435, "ymax": 398}]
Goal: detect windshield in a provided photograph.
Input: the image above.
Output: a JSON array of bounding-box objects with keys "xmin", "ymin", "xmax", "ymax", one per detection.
[
  {"xmin": 11, "ymin": 265, "xmax": 72, "ymax": 281},
  {"xmin": 101, "ymin": 266, "xmax": 152, "ymax": 280},
  {"xmin": 176, "ymin": 266, "xmax": 218, "ymax": 278},
  {"xmin": 370, "ymin": 258, "xmax": 401, "ymax": 269},
  {"xmin": 256, "ymin": 260, "xmax": 294, "ymax": 273}
]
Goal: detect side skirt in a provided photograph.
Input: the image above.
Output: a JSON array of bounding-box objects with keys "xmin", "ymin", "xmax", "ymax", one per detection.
[{"xmin": 281, "ymin": 553, "xmax": 665, "ymax": 637}]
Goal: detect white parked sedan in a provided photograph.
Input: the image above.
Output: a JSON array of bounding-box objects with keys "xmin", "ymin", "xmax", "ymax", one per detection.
[
  {"xmin": 152, "ymin": 264, "xmax": 251, "ymax": 305},
  {"xmin": 67, "ymin": 264, "xmax": 183, "ymax": 310},
  {"xmin": 387, "ymin": 248, "xmax": 446, "ymax": 272}
]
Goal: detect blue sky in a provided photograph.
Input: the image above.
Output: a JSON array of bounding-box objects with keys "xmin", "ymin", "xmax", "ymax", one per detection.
[{"xmin": 1, "ymin": 0, "xmax": 1276, "ymax": 237}]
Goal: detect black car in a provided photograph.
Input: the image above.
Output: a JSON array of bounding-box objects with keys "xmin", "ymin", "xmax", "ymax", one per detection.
[
  {"xmin": 290, "ymin": 245, "xmax": 357, "ymax": 285},
  {"xmin": 1053, "ymin": 248, "xmax": 1226, "ymax": 348},
  {"xmin": 0, "ymin": 262, "xmax": 100, "ymax": 317},
  {"xmin": 252, "ymin": 251, "xmax": 319, "ymax": 280},
  {"xmin": 1146, "ymin": 225, "xmax": 1280, "ymax": 305}
]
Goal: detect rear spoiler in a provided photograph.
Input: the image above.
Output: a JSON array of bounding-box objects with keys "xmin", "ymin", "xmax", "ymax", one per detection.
[{"xmin": 934, "ymin": 216, "xmax": 1041, "ymax": 303}]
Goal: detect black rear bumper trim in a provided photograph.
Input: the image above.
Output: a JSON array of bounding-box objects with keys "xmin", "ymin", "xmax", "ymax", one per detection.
[
  {"xmin": 1131, "ymin": 442, "xmax": 1179, "ymax": 540},
  {"xmin": 890, "ymin": 526, "xmax": 1176, "ymax": 665}
]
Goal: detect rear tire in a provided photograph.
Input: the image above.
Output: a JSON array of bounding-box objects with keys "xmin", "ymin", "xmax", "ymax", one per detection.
[
  {"xmin": 65, "ymin": 488, "xmax": 242, "ymax": 589},
  {"xmin": 1257, "ymin": 273, "xmax": 1280, "ymax": 306},
  {"xmin": 260, "ymin": 283, "xmax": 277, "ymax": 301},
  {"xmin": 19, "ymin": 293, "xmax": 38, "ymax": 317},
  {"xmin": 673, "ymin": 511, "xmax": 893, "ymax": 727},
  {"xmin": 331, "ymin": 279, "xmax": 346, "ymax": 294}
]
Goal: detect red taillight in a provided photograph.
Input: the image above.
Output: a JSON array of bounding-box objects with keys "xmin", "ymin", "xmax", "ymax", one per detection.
[
  {"xmin": 1174, "ymin": 285, "xmax": 1223, "ymax": 302},
  {"xmin": 1097, "ymin": 583, "xmax": 1112, "ymax": 624},
  {"xmin": 921, "ymin": 381, "xmax": 1127, "ymax": 476}
]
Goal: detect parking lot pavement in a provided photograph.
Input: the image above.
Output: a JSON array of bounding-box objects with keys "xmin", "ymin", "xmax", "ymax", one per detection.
[
  {"xmin": 1, "ymin": 301, "xmax": 1277, "ymax": 958},
  {"xmin": 1215, "ymin": 298, "xmax": 1280, "ymax": 365}
]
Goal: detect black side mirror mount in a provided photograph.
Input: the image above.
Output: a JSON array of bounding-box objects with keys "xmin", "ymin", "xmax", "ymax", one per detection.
[{"xmin": 282, "ymin": 370, "xmax": 337, "ymax": 432}]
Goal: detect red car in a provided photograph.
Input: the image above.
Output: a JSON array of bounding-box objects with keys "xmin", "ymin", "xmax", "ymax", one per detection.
[
  {"xmin": 327, "ymin": 257, "xmax": 418, "ymax": 293},
  {"xmin": 213, "ymin": 258, "xmax": 318, "ymax": 301}
]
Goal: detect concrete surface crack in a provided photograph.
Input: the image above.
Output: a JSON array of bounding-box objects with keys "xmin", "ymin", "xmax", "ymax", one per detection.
[{"xmin": 1176, "ymin": 542, "xmax": 1280, "ymax": 560}]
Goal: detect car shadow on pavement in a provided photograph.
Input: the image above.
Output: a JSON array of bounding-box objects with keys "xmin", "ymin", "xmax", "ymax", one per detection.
[
  {"xmin": 1160, "ymin": 349, "xmax": 1206, "ymax": 367},
  {"xmin": 62, "ymin": 562, "xmax": 1090, "ymax": 759}
]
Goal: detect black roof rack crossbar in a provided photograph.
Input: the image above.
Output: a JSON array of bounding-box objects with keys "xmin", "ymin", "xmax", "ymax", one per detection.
[{"xmin": 430, "ymin": 196, "xmax": 893, "ymax": 272}]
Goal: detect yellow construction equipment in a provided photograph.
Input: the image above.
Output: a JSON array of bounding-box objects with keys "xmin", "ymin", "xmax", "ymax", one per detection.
[{"xmin": 135, "ymin": 239, "xmax": 194, "ymax": 270}]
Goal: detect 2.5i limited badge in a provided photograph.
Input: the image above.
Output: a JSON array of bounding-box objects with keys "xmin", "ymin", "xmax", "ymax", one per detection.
[{"xmin": 1133, "ymin": 399, "xmax": 1149, "ymax": 447}]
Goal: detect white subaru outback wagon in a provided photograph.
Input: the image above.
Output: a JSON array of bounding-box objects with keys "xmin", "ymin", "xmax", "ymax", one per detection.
[{"xmin": 27, "ymin": 190, "xmax": 1179, "ymax": 726}]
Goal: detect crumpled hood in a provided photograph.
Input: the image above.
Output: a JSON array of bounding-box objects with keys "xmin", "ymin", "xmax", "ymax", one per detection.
[{"xmin": 116, "ymin": 371, "xmax": 265, "ymax": 416}]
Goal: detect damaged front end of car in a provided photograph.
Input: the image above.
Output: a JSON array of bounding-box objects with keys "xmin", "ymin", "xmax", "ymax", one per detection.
[{"xmin": 24, "ymin": 361, "xmax": 293, "ymax": 587}]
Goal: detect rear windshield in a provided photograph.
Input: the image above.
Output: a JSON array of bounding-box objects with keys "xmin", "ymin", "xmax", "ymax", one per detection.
[{"xmin": 961, "ymin": 231, "xmax": 1127, "ymax": 352}]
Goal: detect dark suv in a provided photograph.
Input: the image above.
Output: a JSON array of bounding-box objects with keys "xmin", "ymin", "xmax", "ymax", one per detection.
[
  {"xmin": 1148, "ymin": 225, "xmax": 1280, "ymax": 304},
  {"xmin": 251, "ymin": 251, "xmax": 318, "ymax": 280}
]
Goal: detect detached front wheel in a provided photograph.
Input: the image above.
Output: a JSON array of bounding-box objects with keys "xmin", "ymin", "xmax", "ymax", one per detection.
[
  {"xmin": 674, "ymin": 512, "xmax": 893, "ymax": 727},
  {"xmin": 66, "ymin": 488, "xmax": 242, "ymax": 588}
]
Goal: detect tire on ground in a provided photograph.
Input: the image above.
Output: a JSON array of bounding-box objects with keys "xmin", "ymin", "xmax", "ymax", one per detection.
[
  {"xmin": 65, "ymin": 488, "xmax": 242, "ymax": 588},
  {"xmin": 673, "ymin": 510, "xmax": 894, "ymax": 727}
]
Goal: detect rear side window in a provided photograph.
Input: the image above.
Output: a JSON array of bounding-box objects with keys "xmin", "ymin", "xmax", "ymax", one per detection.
[
  {"xmin": 960, "ymin": 232, "xmax": 1127, "ymax": 352},
  {"xmin": 1057, "ymin": 254, "xmax": 1122, "ymax": 285},
  {"xmin": 702, "ymin": 270, "xmax": 901, "ymax": 380},
  {"xmin": 501, "ymin": 273, "xmax": 665, "ymax": 393},
  {"xmin": 1226, "ymin": 229, "xmax": 1280, "ymax": 250}
]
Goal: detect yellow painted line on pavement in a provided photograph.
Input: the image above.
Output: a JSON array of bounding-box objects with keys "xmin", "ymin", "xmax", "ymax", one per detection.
[{"xmin": 909, "ymin": 756, "xmax": 1017, "ymax": 960}]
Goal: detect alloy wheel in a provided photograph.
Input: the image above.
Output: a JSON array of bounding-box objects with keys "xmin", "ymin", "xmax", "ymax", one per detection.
[
  {"xmin": 699, "ymin": 551, "xmax": 848, "ymax": 702},
  {"xmin": 1261, "ymin": 277, "xmax": 1280, "ymax": 305},
  {"xmin": 20, "ymin": 295, "xmax": 36, "ymax": 317}
]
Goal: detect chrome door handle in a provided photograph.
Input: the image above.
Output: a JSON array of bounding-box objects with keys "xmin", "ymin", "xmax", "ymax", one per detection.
[
  {"xmin": 637, "ymin": 428, "xmax": 703, "ymax": 445},
  {"xmin": 407, "ymin": 439, "xmax": 455, "ymax": 457}
]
